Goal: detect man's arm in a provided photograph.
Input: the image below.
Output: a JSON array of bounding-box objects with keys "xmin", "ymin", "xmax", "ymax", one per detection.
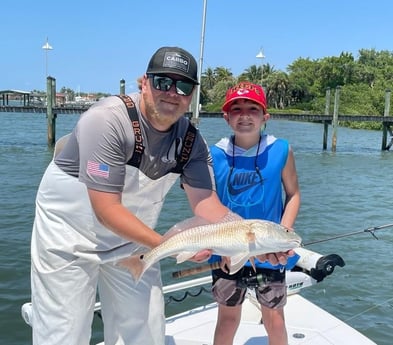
[
  {"xmin": 183, "ymin": 184, "xmax": 229, "ymax": 223},
  {"xmin": 87, "ymin": 188, "xmax": 162, "ymax": 249}
]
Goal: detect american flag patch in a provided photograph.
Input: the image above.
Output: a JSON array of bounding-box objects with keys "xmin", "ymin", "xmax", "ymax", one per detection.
[{"xmin": 87, "ymin": 160, "xmax": 109, "ymax": 178}]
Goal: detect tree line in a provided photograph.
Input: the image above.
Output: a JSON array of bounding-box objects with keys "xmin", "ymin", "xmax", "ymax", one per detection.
[{"xmin": 200, "ymin": 48, "xmax": 393, "ymax": 123}]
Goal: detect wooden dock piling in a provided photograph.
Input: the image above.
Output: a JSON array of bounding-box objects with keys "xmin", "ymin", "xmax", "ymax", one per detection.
[
  {"xmin": 120, "ymin": 79, "xmax": 125, "ymax": 95},
  {"xmin": 331, "ymin": 86, "xmax": 341, "ymax": 152},
  {"xmin": 381, "ymin": 89, "xmax": 392, "ymax": 150},
  {"xmin": 323, "ymin": 88, "xmax": 331, "ymax": 150},
  {"xmin": 46, "ymin": 76, "xmax": 56, "ymax": 146}
]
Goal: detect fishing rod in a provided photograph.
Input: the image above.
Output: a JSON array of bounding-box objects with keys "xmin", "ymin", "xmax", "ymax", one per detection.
[
  {"xmin": 302, "ymin": 223, "xmax": 393, "ymax": 245},
  {"xmin": 172, "ymin": 223, "xmax": 393, "ymax": 279}
]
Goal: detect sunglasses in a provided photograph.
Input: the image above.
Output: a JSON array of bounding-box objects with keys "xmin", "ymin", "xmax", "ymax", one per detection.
[{"xmin": 148, "ymin": 74, "xmax": 195, "ymax": 96}]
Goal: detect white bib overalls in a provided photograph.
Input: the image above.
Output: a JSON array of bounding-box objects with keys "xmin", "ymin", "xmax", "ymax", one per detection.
[{"xmin": 31, "ymin": 156, "xmax": 179, "ymax": 345}]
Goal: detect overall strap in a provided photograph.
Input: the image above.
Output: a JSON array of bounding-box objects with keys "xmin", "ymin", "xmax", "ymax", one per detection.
[
  {"xmin": 116, "ymin": 95, "xmax": 144, "ymax": 167},
  {"xmin": 117, "ymin": 95, "xmax": 196, "ymax": 173},
  {"xmin": 170, "ymin": 122, "xmax": 197, "ymax": 174}
]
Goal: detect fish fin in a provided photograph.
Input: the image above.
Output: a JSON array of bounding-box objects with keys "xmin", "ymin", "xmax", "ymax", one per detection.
[
  {"xmin": 228, "ymin": 253, "xmax": 250, "ymax": 274},
  {"xmin": 117, "ymin": 254, "xmax": 146, "ymax": 284},
  {"xmin": 249, "ymin": 257, "xmax": 257, "ymax": 272},
  {"xmin": 163, "ymin": 216, "xmax": 211, "ymax": 240},
  {"xmin": 176, "ymin": 251, "xmax": 198, "ymax": 264}
]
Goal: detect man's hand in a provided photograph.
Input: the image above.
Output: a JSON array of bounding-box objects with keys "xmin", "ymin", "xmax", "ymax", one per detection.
[{"xmin": 188, "ymin": 249, "xmax": 212, "ymax": 263}]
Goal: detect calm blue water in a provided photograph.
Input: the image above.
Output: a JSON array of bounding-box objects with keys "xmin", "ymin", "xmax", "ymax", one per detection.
[{"xmin": 0, "ymin": 112, "xmax": 392, "ymax": 344}]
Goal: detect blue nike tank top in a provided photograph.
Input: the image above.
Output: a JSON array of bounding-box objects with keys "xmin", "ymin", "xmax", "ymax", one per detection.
[{"xmin": 210, "ymin": 134, "xmax": 299, "ymax": 270}]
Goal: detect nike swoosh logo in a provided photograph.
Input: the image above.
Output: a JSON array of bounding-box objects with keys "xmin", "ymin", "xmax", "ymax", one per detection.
[{"xmin": 228, "ymin": 181, "xmax": 260, "ymax": 195}]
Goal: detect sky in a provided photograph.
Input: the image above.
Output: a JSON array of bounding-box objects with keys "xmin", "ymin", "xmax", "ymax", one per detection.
[{"xmin": 2, "ymin": 0, "xmax": 393, "ymax": 95}]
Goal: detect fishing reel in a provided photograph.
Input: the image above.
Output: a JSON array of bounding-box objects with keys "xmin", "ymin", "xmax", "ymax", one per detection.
[
  {"xmin": 236, "ymin": 273, "xmax": 265, "ymax": 289},
  {"xmin": 294, "ymin": 247, "xmax": 345, "ymax": 282},
  {"xmin": 236, "ymin": 268, "xmax": 285, "ymax": 289}
]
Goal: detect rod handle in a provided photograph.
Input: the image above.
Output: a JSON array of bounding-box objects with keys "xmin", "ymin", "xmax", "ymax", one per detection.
[{"xmin": 172, "ymin": 261, "xmax": 221, "ymax": 279}]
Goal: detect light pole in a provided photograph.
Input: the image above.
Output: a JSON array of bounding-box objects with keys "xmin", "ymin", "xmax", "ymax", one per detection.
[
  {"xmin": 42, "ymin": 37, "xmax": 53, "ymax": 77},
  {"xmin": 256, "ymin": 48, "xmax": 265, "ymax": 87}
]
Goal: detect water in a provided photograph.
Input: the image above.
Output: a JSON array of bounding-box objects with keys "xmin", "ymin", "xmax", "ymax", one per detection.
[{"xmin": 1, "ymin": 112, "xmax": 392, "ymax": 345}]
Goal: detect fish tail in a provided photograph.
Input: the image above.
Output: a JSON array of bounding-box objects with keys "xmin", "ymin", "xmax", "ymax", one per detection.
[{"xmin": 117, "ymin": 254, "xmax": 146, "ymax": 283}]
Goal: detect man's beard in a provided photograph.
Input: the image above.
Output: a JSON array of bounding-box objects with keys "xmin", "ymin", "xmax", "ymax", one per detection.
[
  {"xmin": 142, "ymin": 92, "xmax": 179, "ymax": 128},
  {"xmin": 143, "ymin": 92, "xmax": 160, "ymax": 120}
]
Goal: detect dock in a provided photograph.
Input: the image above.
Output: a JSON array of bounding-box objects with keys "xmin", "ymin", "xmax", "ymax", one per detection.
[
  {"xmin": 0, "ymin": 105, "xmax": 90, "ymax": 114},
  {"xmin": 1, "ymin": 105, "xmax": 393, "ymax": 124}
]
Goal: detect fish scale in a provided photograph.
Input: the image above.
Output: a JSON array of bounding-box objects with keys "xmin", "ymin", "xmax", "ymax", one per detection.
[{"xmin": 147, "ymin": 221, "xmax": 253, "ymax": 261}]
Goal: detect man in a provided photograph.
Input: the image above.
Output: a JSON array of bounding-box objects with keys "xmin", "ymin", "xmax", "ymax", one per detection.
[{"xmin": 30, "ymin": 46, "xmax": 233, "ymax": 345}]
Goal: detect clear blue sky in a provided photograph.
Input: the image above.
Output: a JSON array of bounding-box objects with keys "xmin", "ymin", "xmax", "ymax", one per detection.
[{"xmin": 2, "ymin": 0, "xmax": 393, "ymax": 94}]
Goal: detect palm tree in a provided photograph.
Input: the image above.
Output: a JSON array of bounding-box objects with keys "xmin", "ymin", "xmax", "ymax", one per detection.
[
  {"xmin": 239, "ymin": 65, "xmax": 260, "ymax": 84},
  {"xmin": 201, "ymin": 67, "xmax": 216, "ymax": 89},
  {"xmin": 240, "ymin": 63, "xmax": 275, "ymax": 86},
  {"xmin": 213, "ymin": 67, "xmax": 233, "ymax": 82},
  {"xmin": 266, "ymin": 71, "xmax": 289, "ymax": 109}
]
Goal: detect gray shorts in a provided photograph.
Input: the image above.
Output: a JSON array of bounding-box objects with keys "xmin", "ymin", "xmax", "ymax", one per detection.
[{"xmin": 211, "ymin": 267, "xmax": 287, "ymax": 309}]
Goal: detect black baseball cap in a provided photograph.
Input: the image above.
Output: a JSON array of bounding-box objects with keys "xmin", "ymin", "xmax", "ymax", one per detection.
[{"xmin": 146, "ymin": 46, "xmax": 199, "ymax": 84}]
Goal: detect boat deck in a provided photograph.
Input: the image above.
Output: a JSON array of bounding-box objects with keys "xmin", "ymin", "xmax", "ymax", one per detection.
[{"xmin": 165, "ymin": 292, "xmax": 376, "ymax": 345}]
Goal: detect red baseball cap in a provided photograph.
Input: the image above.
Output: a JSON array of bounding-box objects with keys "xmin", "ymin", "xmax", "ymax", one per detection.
[{"xmin": 222, "ymin": 82, "xmax": 267, "ymax": 112}]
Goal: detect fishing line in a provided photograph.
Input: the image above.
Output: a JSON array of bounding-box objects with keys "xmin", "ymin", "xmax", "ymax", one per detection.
[
  {"xmin": 302, "ymin": 223, "xmax": 393, "ymax": 246},
  {"xmin": 294, "ymin": 295, "xmax": 393, "ymax": 345},
  {"xmin": 343, "ymin": 295, "xmax": 393, "ymax": 323}
]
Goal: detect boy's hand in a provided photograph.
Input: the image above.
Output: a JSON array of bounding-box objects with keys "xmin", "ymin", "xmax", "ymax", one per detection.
[{"xmin": 256, "ymin": 249, "xmax": 295, "ymax": 265}]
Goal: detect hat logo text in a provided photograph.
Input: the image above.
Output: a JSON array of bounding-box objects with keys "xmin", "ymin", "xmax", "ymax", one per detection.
[{"xmin": 163, "ymin": 52, "xmax": 190, "ymax": 72}]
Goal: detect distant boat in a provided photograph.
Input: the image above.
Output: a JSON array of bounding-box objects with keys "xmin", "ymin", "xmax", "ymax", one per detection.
[{"xmin": 67, "ymin": 95, "xmax": 97, "ymax": 106}]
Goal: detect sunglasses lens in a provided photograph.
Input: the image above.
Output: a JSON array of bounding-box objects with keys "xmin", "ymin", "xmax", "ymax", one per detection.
[
  {"xmin": 152, "ymin": 76, "xmax": 172, "ymax": 92},
  {"xmin": 175, "ymin": 80, "xmax": 194, "ymax": 96},
  {"xmin": 150, "ymin": 75, "xmax": 194, "ymax": 96}
]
